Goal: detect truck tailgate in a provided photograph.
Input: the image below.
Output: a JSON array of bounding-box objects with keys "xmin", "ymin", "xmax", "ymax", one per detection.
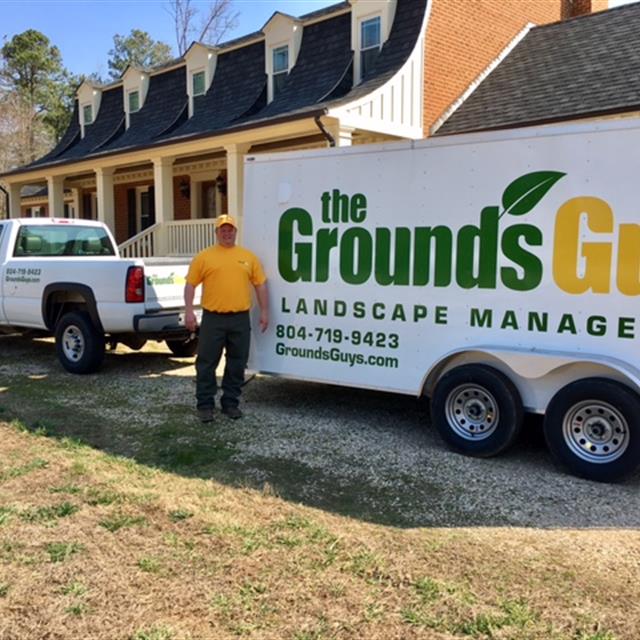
[{"xmin": 142, "ymin": 259, "xmax": 194, "ymax": 311}]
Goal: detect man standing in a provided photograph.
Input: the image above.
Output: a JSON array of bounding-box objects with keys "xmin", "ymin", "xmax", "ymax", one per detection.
[{"xmin": 184, "ymin": 214, "xmax": 268, "ymax": 423}]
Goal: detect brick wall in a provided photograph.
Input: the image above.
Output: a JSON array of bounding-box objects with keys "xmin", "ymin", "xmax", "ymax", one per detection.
[
  {"xmin": 173, "ymin": 175, "xmax": 191, "ymax": 221},
  {"xmin": 423, "ymin": 0, "xmax": 607, "ymax": 133}
]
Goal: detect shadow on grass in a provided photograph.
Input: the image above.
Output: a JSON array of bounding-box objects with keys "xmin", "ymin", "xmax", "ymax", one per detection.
[{"xmin": 1, "ymin": 334, "xmax": 639, "ymax": 529}]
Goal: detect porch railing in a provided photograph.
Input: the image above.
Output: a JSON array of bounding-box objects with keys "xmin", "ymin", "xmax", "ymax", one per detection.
[
  {"xmin": 119, "ymin": 219, "xmax": 216, "ymax": 258},
  {"xmin": 166, "ymin": 219, "xmax": 216, "ymax": 256}
]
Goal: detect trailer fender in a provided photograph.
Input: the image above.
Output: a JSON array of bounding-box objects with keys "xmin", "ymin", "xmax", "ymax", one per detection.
[{"xmin": 421, "ymin": 347, "xmax": 640, "ymax": 413}]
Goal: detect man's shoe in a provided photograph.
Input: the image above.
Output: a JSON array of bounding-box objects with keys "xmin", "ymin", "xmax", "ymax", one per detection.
[
  {"xmin": 221, "ymin": 405, "xmax": 243, "ymax": 419},
  {"xmin": 197, "ymin": 408, "xmax": 215, "ymax": 423}
]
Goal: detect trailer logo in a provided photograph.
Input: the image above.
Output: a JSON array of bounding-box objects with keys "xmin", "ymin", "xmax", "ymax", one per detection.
[{"xmin": 278, "ymin": 171, "xmax": 640, "ymax": 296}]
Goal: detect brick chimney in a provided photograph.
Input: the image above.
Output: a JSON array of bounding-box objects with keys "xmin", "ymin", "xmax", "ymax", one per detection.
[{"xmin": 564, "ymin": 0, "xmax": 609, "ymax": 18}]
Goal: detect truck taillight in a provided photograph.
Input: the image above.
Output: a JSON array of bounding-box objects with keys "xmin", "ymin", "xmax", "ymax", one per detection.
[{"xmin": 125, "ymin": 266, "xmax": 145, "ymax": 303}]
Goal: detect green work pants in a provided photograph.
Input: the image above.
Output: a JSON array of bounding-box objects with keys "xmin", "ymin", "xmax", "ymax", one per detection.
[{"xmin": 196, "ymin": 310, "xmax": 251, "ymax": 410}]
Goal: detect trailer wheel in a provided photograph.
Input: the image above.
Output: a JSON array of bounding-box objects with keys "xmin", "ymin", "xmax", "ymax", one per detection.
[
  {"xmin": 54, "ymin": 311, "xmax": 105, "ymax": 374},
  {"xmin": 544, "ymin": 378, "xmax": 640, "ymax": 482},
  {"xmin": 166, "ymin": 336, "xmax": 198, "ymax": 357},
  {"xmin": 431, "ymin": 364, "xmax": 523, "ymax": 457}
]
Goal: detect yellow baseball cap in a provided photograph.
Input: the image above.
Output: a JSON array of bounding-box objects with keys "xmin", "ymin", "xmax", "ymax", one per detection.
[{"xmin": 215, "ymin": 214, "xmax": 237, "ymax": 229}]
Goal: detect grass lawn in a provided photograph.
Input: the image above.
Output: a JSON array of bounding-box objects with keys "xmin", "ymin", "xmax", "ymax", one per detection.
[{"xmin": 0, "ymin": 336, "xmax": 638, "ymax": 639}]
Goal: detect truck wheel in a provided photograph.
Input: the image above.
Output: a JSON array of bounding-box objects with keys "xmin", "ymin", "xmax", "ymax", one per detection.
[
  {"xmin": 166, "ymin": 336, "xmax": 198, "ymax": 357},
  {"xmin": 544, "ymin": 378, "xmax": 640, "ymax": 482},
  {"xmin": 431, "ymin": 364, "xmax": 523, "ymax": 457},
  {"xmin": 55, "ymin": 312, "xmax": 105, "ymax": 374}
]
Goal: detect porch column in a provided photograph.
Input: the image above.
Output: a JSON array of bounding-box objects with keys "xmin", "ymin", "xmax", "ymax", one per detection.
[
  {"xmin": 9, "ymin": 183, "xmax": 22, "ymax": 218},
  {"xmin": 190, "ymin": 179, "xmax": 200, "ymax": 220},
  {"xmin": 152, "ymin": 156, "xmax": 175, "ymax": 225},
  {"xmin": 70, "ymin": 188, "xmax": 81, "ymax": 219},
  {"xmin": 224, "ymin": 143, "xmax": 251, "ymax": 235},
  {"xmin": 95, "ymin": 167, "xmax": 116, "ymax": 233},
  {"xmin": 47, "ymin": 175, "xmax": 65, "ymax": 217}
]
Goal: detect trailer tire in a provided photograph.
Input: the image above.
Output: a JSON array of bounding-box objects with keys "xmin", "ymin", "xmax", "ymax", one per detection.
[
  {"xmin": 54, "ymin": 311, "xmax": 105, "ymax": 374},
  {"xmin": 544, "ymin": 378, "xmax": 640, "ymax": 482},
  {"xmin": 431, "ymin": 364, "xmax": 523, "ymax": 457},
  {"xmin": 166, "ymin": 336, "xmax": 198, "ymax": 357}
]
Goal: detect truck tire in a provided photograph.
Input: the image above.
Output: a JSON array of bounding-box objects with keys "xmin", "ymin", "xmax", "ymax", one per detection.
[
  {"xmin": 166, "ymin": 336, "xmax": 198, "ymax": 357},
  {"xmin": 543, "ymin": 378, "xmax": 640, "ymax": 482},
  {"xmin": 54, "ymin": 311, "xmax": 105, "ymax": 374},
  {"xmin": 430, "ymin": 364, "xmax": 524, "ymax": 457}
]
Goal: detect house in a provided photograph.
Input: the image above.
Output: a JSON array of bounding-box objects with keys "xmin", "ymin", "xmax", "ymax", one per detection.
[
  {"xmin": 1, "ymin": 0, "xmax": 607, "ymax": 257},
  {"xmin": 435, "ymin": 0, "xmax": 640, "ymax": 136}
]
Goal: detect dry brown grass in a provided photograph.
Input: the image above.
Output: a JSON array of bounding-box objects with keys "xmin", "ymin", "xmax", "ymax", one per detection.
[{"xmin": 1, "ymin": 420, "xmax": 639, "ymax": 640}]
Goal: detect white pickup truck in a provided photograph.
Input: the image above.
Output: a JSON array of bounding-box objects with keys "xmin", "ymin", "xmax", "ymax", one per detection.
[{"xmin": 0, "ymin": 218, "xmax": 198, "ymax": 373}]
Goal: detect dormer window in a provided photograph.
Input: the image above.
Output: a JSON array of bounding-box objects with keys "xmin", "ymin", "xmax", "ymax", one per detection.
[
  {"xmin": 192, "ymin": 70, "xmax": 206, "ymax": 96},
  {"xmin": 360, "ymin": 16, "xmax": 381, "ymax": 79},
  {"xmin": 128, "ymin": 90, "xmax": 140, "ymax": 113},
  {"xmin": 83, "ymin": 104, "xmax": 93, "ymax": 125},
  {"xmin": 272, "ymin": 45, "xmax": 289, "ymax": 98},
  {"xmin": 184, "ymin": 43, "xmax": 217, "ymax": 117},
  {"xmin": 263, "ymin": 13, "xmax": 302, "ymax": 103}
]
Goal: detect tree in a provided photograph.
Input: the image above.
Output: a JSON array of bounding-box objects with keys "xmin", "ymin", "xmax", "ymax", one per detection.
[
  {"xmin": 107, "ymin": 29, "xmax": 173, "ymax": 79},
  {"xmin": 167, "ymin": 0, "xmax": 239, "ymax": 56},
  {"xmin": 0, "ymin": 29, "xmax": 70, "ymax": 165}
]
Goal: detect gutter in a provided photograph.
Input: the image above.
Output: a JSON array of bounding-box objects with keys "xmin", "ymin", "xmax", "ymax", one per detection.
[{"xmin": 314, "ymin": 115, "xmax": 336, "ymax": 147}]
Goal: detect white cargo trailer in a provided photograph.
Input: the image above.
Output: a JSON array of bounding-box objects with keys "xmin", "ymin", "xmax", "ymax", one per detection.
[{"xmin": 243, "ymin": 118, "xmax": 640, "ymax": 482}]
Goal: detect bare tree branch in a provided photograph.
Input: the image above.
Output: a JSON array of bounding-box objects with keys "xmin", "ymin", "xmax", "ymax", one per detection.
[{"xmin": 167, "ymin": 0, "xmax": 238, "ymax": 55}]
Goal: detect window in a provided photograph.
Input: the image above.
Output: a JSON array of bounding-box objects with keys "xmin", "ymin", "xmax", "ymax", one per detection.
[
  {"xmin": 360, "ymin": 16, "xmax": 381, "ymax": 79},
  {"xmin": 128, "ymin": 90, "xmax": 140, "ymax": 113},
  {"xmin": 192, "ymin": 70, "xmax": 206, "ymax": 96},
  {"xmin": 13, "ymin": 225, "xmax": 115, "ymax": 257},
  {"xmin": 272, "ymin": 45, "xmax": 289, "ymax": 98},
  {"xmin": 83, "ymin": 104, "xmax": 93, "ymax": 125}
]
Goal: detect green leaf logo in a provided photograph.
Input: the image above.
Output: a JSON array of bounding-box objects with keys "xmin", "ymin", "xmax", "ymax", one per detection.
[{"xmin": 501, "ymin": 171, "xmax": 566, "ymax": 218}]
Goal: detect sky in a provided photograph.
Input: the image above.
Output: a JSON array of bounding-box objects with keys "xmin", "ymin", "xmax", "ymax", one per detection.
[
  {"xmin": 0, "ymin": 0, "xmax": 636, "ymax": 78},
  {"xmin": 0, "ymin": 0, "xmax": 337, "ymax": 78}
]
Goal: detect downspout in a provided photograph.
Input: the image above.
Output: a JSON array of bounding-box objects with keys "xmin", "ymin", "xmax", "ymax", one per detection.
[
  {"xmin": 0, "ymin": 185, "xmax": 8, "ymax": 219},
  {"xmin": 314, "ymin": 115, "xmax": 335, "ymax": 147}
]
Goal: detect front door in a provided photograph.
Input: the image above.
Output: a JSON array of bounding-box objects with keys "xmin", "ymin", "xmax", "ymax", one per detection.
[{"xmin": 127, "ymin": 185, "xmax": 157, "ymax": 238}]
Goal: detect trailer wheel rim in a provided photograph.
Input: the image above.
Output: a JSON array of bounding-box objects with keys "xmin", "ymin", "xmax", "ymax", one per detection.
[
  {"xmin": 562, "ymin": 400, "xmax": 629, "ymax": 464},
  {"xmin": 445, "ymin": 384, "xmax": 499, "ymax": 441},
  {"xmin": 61, "ymin": 325, "xmax": 85, "ymax": 362}
]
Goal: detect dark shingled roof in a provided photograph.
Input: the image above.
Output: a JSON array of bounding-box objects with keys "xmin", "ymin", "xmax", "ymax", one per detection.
[
  {"xmin": 247, "ymin": 12, "xmax": 352, "ymax": 120},
  {"xmin": 54, "ymin": 86, "xmax": 125, "ymax": 161},
  {"xmin": 169, "ymin": 41, "xmax": 266, "ymax": 139},
  {"xmin": 8, "ymin": 0, "xmax": 427, "ymax": 175},
  {"xmin": 436, "ymin": 2, "xmax": 640, "ymax": 136},
  {"xmin": 102, "ymin": 66, "xmax": 188, "ymax": 150},
  {"xmin": 333, "ymin": 0, "xmax": 427, "ymax": 105},
  {"xmin": 238, "ymin": 0, "xmax": 428, "ymax": 126}
]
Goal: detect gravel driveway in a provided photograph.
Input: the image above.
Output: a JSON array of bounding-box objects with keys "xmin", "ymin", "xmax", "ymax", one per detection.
[{"xmin": 2, "ymin": 335, "xmax": 639, "ymax": 529}]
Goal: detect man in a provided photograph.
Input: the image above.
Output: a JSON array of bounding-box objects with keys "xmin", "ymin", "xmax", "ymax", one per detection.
[{"xmin": 184, "ymin": 214, "xmax": 268, "ymax": 423}]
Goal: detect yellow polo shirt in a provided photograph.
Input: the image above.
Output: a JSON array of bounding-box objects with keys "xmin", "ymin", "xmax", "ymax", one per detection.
[{"xmin": 186, "ymin": 245, "xmax": 266, "ymax": 313}]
